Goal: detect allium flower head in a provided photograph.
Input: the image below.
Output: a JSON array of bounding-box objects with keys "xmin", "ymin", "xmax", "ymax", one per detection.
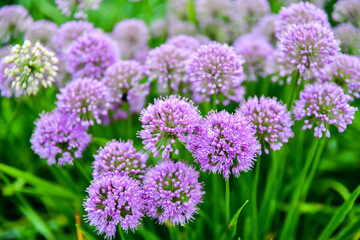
[
  {"xmin": 282, "ymin": 0, "xmax": 326, "ymax": 8},
  {"xmin": 150, "ymin": 18, "xmax": 167, "ymax": 39},
  {"xmin": 186, "ymin": 43, "xmax": 245, "ymax": 100},
  {"xmin": 0, "ymin": 5, "xmax": 33, "ymax": 44},
  {"xmin": 275, "ymin": 2, "xmax": 330, "ymax": 38},
  {"xmin": 327, "ymin": 54, "xmax": 360, "ymax": 98},
  {"xmin": 145, "ymin": 43, "xmax": 189, "ymax": 92},
  {"xmin": 237, "ymin": 96, "xmax": 294, "ymax": 154},
  {"xmin": 112, "ymin": 19, "xmax": 149, "ymax": 60},
  {"xmin": 143, "ymin": 160, "xmax": 204, "ymax": 225},
  {"xmin": 31, "ymin": 110, "xmax": 91, "ymax": 166},
  {"xmin": 332, "ymin": 0, "xmax": 360, "ymax": 26},
  {"xmin": 0, "ymin": 47, "xmax": 20, "ymax": 97},
  {"xmin": 4, "ymin": 40, "xmax": 59, "ymax": 95},
  {"xmin": 25, "ymin": 20, "xmax": 58, "ymax": 49},
  {"xmin": 188, "ymin": 110, "xmax": 260, "ymax": 179},
  {"xmin": 276, "ymin": 22, "xmax": 340, "ymax": 81},
  {"xmin": 84, "ymin": 172, "xmax": 144, "ymax": 238},
  {"xmin": 293, "ymin": 82, "xmax": 357, "ymax": 138},
  {"xmin": 167, "ymin": 17, "xmax": 198, "ymax": 37},
  {"xmin": 138, "ymin": 95, "xmax": 201, "ymax": 159},
  {"xmin": 233, "ymin": 33, "xmax": 274, "ymax": 80},
  {"xmin": 92, "ymin": 139, "xmax": 148, "ymax": 179},
  {"xmin": 56, "ymin": 77, "xmax": 112, "ymax": 126},
  {"xmin": 56, "ymin": 0, "xmax": 102, "ymax": 19},
  {"xmin": 65, "ymin": 32, "xmax": 118, "ymax": 78},
  {"xmin": 166, "ymin": 35, "xmax": 202, "ymax": 52},
  {"xmin": 252, "ymin": 14, "xmax": 278, "ymax": 43},
  {"xmin": 334, "ymin": 23, "xmax": 360, "ymax": 55}
]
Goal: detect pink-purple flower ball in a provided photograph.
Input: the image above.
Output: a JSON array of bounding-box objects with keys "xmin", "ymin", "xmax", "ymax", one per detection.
[
  {"xmin": 188, "ymin": 110, "xmax": 260, "ymax": 179},
  {"xmin": 92, "ymin": 139, "xmax": 148, "ymax": 179},
  {"xmin": 30, "ymin": 110, "xmax": 91, "ymax": 166},
  {"xmin": 138, "ymin": 95, "xmax": 202, "ymax": 159},
  {"xmin": 143, "ymin": 160, "xmax": 204, "ymax": 225},
  {"xmin": 56, "ymin": 77, "xmax": 112, "ymax": 126},
  {"xmin": 293, "ymin": 82, "xmax": 357, "ymax": 138},
  {"xmin": 332, "ymin": 0, "xmax": 360, "ymax": 26},
  {"xmin": 84, "ymin": 172, "xmax": 144, "ymax": 238},
  {"xmin": 166, "ymin": 35, "xmax": 202, "ymax": 53},
  {"xmin": 237, "ymin": 96, "xmax": 294, "ymax": 154}
]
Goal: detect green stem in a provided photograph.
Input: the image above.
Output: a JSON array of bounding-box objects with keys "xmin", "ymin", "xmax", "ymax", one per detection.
[
  {"xmin": 211, "ymin": 94, "xmax": 217, "ymax": 110},
  {"xmin": 126, "ymin": 101, "xmax": 133, "ymax": 139},
  {"xmin": 225, "ymin": 179, "xmax": 230, "ymax": 224},
  {"xmin": 284, "ymin": 71, "xmax": 299, "ymax": 109},
  {"xmin": 74, "ymin": 159, "xmax": 91, "ymax": 182},
  {"xmin": 252, "ymin": 156, "xmax": 261, "ymax": 240}
]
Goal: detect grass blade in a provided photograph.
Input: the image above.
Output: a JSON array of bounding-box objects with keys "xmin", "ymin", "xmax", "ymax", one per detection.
[
  {"xmin": 76, "ymin": 224, "xmax": 97, "ymax": 240},
  {"xmin": 229, "ymin": 200, "xmax": 249, "ymax": 238}
]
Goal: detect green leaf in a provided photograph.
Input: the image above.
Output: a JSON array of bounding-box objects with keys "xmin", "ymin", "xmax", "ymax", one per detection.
[
  {"xmin": 229, "ymin": 200, "xmax": 249, "ymax": 238},
  {"xmin": 318, "ymin": 185, "xmax": 360, "ymax": 240},
  {"xmin": 76, "ymin": 224, "xmax": 97, "ymax": 240},
  {"xmin": 137, "ymin": 226, "xmax": 161, "ymax": 240}
]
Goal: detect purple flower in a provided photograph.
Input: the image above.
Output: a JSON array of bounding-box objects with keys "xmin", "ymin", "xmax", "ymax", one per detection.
[
  {"xmin": 56, "ymin": 77, "xmax": 112, "ymax": 126},
  {"xmin": 186, "ymin": 43, "xmax": 245, "ymax": 102},
  {"xmin": 233, "ymin": 33, "xmax": 274, "ymax": 80},
  {"xmin": 293, "ymin": 82, "xmax": 357, "ymax": 138},
  {"xmin": 333, "ymin": 23, "xmax": 360, "ymax": 55},
  {"xmin": 332, "ymin": 0, "xmax": 360, "ymax": 26},
  {"xmin": 65, "ymin": 32, "xmax": 118, "ymax": 78},
  {"xmin": 0, "ymin": 5, "xmax": 33, "ymax": 44},
  {"xmin": 188, "ymin": 110, "xmax": 260, "ymax": 179},
  {"xmin": 143, "ymin": 160, "xmax": 204, "ymax": 225},
  {"xmin": 167, "ymin": 0, "xmax": 190, "ymax": 19},
  {"xmin": 275, "ymin": 2, "xmax": 330, "ymax": 38},
  {"xmin": 167, "ymin": 17, "xmax": 198, "ymax": 37},
  {"xmin": 145, "ymin": 43, "xmax": 189, "ymax": 93},
  {"xmin": 56, "ymin": 0, "xmax": 102, "ymax": 19},
  {"xmin": 327, "ymin": 54, "xmax": 360, "ymax": 98},
  {"xmin": 252, "ymin": 14, "xmax": 278, "ymax": 43},
  {"xmin": 166, "ymin": 35, "xmax": 202, "ymax": 52},
  {"xmin": 237, "ymin": 96, "xmax": 294, "ymax": 154},
  {"xmin": 84, "ymin": 172, "xmax": 144, "ymax": 238},
  {"xmin": 25, "ymin": 20, "xmax": 58, "ymax": 49},
  {"xmin": 92, "ymin": 139, "xmax": 148, "ymax": 179},
  {"xmin": 30, "ymin": 110, "xmax": 91, "ymax": 166},
  {"xmin": 138, "ymin": 95, "xmax": 202, "ymax": 159},
  {"xmin": 0, "ymin": 47, "xmax": 21, "ymax": 97},
  {"xmin": 276, "ymin": 22, "xmax": 340, "ymax": 81}
]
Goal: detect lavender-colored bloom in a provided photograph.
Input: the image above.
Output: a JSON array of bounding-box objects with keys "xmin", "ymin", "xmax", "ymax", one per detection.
[
  {"xmin": 186, "ymin": 43, "xmax": 245, "ymax": 102},
  {"xmin": 56, "ymin": 77, "xmax": 112, "ymax": 126},
  {"xmin": 166, "ymin": 35, "xmax": 202, "ymax": 52},
  {"xmin": 65, "ymin": 32, "xmax": 118, "ymax": 78},
  {"xmin": 233, "ymin": 33, "xmax": 274, "ymax": 80},
  {"xmin": 333, "ymin": 23, "xmax": 360, "ymax": 55},
  {"xmin": 275, "ymin": 2, "xmax": 330, "ymax": 38},
  {"xmin": 276, "ymin": 22, "xmax": 340, "ymax": 81},
  {"xmin": 0, "ymin": 47, "xmax": 18, "ymax": 97},
  {"xmin": 84, "ymin": 172, "xmax": 144, "ymax": 238},
  {"xmin": 293, "ymin": 82, "xmax": 357, "ymax": 138},
  {"xmin": 31, "ymin": 110, "xmax": 91, "ymax": 166},
  {"xmin": 56, "ymin": 0, "xmax": 102, "ymax": 19},
  {"xmin": 327, "ymin": 54, "xmax": 360, "ymax": 98},
  {"xmin": 252, "ymin": 14, "xmax": 278, "ymax": 43},
  {"xmin": 332, "ymin": 0, "xmax": 360, "ymax": 26},
  {"xmin": 167, "ymin": 0, "xmax": 190, "ymax": 20},
  {"xmin": 145, "ymin": 43, "xmax": 189, "ymax": 93},
  {"xmin": 150, "ymin": 18, "xmax": 168, "ymax": 39},
  {"xmin": 237, "ymin": 96, "xmax": 294, "ymax": 154},
  {"xmin": 167, "ymin": 17, "xmax": 198, "ymax": 37},
  {"xmin": 282, "ymin": 0, "xmax": 326, "ymax": 8},
  {"xmin": 188, "ymin": 111, "xmax": 260, "ymax": 179},
  {"xmin": 92, "ymin": 139, "xmax": 148, "ymax": 179},
  {"xmin": 112, "ymin": 19, "xmax": 149, "ymax": 61},
  {"xmin": 143, "ymin": 160, "xmax": 204, "ymax": 225},
  {"xmin": 0, "ymin": 5, "xmax": 33, "ymax": 44},
  {"xmin": 25, "ymin": 20, "xmax": 58, "ymax": 49},
  {"xmin": 138, "ymin": 95, "xmax": 201, "ymax": 159}
]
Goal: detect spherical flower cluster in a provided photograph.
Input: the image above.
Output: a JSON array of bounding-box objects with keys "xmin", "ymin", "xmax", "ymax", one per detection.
[
  {"xmin": 4, "ymin": 40, "xmax": 59, "ymax": 95},
  {"xmin": 112, "ymin": 19, "xmax": 149, "ymax": 61},
  {"xmin": 167, "ymin": 0, "xmax": 189, "ymax": 20},
  {"xmin": 188, "ymin": 111, "xmax": 260, "ymax": 179},
  {"xmin": 276, "ymin": 22, "xmax": 340, "ymax": 81},
  {"xmin": 145, "ymin": 44, "xmax": 189, "ymax": 92},
  {"xmin": 233, "ymin": 33, "xmax": 274, "ymax": 80},
  {"xmin": 328, "ymin": 54, "xmax": 360, "ymax": 98},
  {"xmin": 167, "ymin": 17, "xmax": 198, "ymax": 38},
  {"xmin": 166, "ymin": 35, "xmax": 202, "ymax": 53},
  {"xmin": 65, "ymin": 32, "xmax": 118, "ymax": 78},
  {"xmin": 282, "ymin": 0, "xmax": 326, "ymax": 7},
  {"xmin": 53, "ymin": 21, "xmax": 95, "ymax": 50},
  {"xmin": 84, "ymin": 172, "xmax": 144, "ymax": 238},
  {"xmin": 0, "ymin": 5, "xmax": 33, "ymax": 44},
  {"xmin": 92, "ymin": 139, "xmax": 148, "ymax": 179},
  {"xmin": 333, "ymin": 23, "xmax": 360, "ymax": 55},
  {"xmin": 252, "ymin": 14, "xmax": 278, "ymax": 43},
  {"xmin": 30, "ymin": 110, "xmax": 91, "ymax": 166},
  {"xmin": 143, "ymin": 160, "xmax": 204, "ymax": 225},
  {"xmin": 150, "ymin": 18, "xmax": 168, "ymax": 39},
  {"xmin": 332, "ymin": 0, "xmax": 360, "ymax": 26},
  {"xmin": 56, "ymin": 77, "xmax": 112, "ymax": 126},
  {"xmin": 138, "ymin": 95, "xmax": 201, "ymax": 159},
  {"xmin": 186, "ymin": 43, "xmax": 245, "ymax": 100},
  {"xmin": 275, "ymin": 2, "xmax": 330, "ymax": 38},
  {"xmin": 293, "ymin": 82, "xmax": 357, "ymax": 138},
  {"xmin": 25, "ymin": 20, "xmax": 58, "ymax": 49},
  {"xmin": 56, "ymin": 0, "xmax": 103, "ymax": 19},
  {"xmin": 237, "ymin": 96, "xmax": 294, "ymax": 154},
  {"xmin": 0, "ymin": 47, "xmax": 20, "ymax": 98}
]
